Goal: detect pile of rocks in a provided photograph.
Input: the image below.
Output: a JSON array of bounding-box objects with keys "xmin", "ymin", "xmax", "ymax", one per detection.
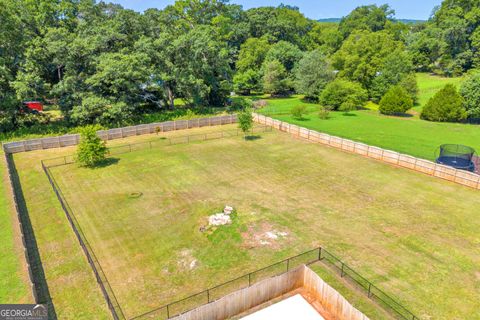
[{"xmin": 208, "ymin": 205, "xmax": 235, "ymax": 226}]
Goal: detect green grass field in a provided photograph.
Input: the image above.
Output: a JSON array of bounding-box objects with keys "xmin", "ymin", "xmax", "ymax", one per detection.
[
  {"xmin": 14, "ymin": 126, "xmax": 478, "ymax": 319},
  {"xmin": 0, "ymin": 153, "xmax": 31, "ymax": 303},
  {"xmin": 256, "ymin": 73, "xmax": 479, "ymax": 161}
]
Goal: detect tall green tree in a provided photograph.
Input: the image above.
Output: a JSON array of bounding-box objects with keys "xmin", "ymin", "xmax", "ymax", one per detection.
[
  {"xmin": 333, "ymin": 30, "xmax": 403, "ymax": 90},
  {"xmin": 173, "ymin": 25, "xmax": 232, "ymax": 106},
  {"xmin": 264, "ymin": 41, "xmax": 303, "ymax": 73},
  {"xmin": 460, "ymin": 71, "xmax": 480, "ymax": 119},
  {"xmin": 339, "ymin": 5, "xmax": 394, "ymax": 38},
  {"xmin": 369, "ymin": 49, "xmax": 414, "ymax": 102},
  {"xmin": 294, "ymin": 50, "xmax": 333, "ymax": 100},
  {"xmin": 262, "ymin": 60, "xmax": 290, "ymax": 96},
  {"xmin": 245, "ymin": 5, "xmax": 312, "ymax": 48}
]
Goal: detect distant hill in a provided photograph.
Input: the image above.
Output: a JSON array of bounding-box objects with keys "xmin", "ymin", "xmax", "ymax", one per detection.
[
  {"xmin": 317, "ymin": 18, "xmax": 426, "ymax": 24},
  {"xmin": 317, "ymin": 18, "xmax": 342, "ymax": 23}
]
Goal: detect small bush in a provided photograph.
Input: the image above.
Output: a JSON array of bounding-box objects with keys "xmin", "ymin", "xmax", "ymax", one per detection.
[
  {"xmin": 253, "ymin": 99, "xmax": 268, "ymax": 109},
  {"xmin": 379, "ymin": 86, "xmax": 413, "ymax": 115},
  {"xmin": 320, "ymin": 79, "xmax": 368, "ymax": 111},
  {"xmin": 421, "ymin": 84, "xmax": 467, "ymax": 122},
  {"xmin": 318, "ymin": 106, "xmax": 331, "ymax": 119},
  {"xmin": 291, "ymin": 105, "xmax": 307, "ymax": 119},
  {"xmin": 229, "ymin": 97, "xmax": 253, "ymax": 112},
  {"xmin": 238, "ymin": 108, "xmax": 253, "ymax": 138},
  {"xmin": 339, "ymin": 100, "xmax": 357, "ymax": 114},
  {"xmin": 75, "ymin": 125, "xmax": 108, "ymax": 167}
]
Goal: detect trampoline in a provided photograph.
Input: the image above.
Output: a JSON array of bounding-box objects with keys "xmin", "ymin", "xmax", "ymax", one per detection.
[{"xmin": 435, "ymin": 144, "xmax": 476, "ymax": 172}]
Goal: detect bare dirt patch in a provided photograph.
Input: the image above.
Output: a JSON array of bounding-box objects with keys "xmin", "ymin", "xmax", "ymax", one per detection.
[
  {"xmin": 242, "ymin": 222, "xmax": 289, "ymax": 249},
  {"xmin": 177, "ymin": 249, "xmax": 198, "ymax": 271}
]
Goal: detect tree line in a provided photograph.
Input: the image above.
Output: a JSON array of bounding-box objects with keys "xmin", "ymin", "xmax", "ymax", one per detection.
[{"xmin": 1, "ymin": 0, "xmax": 480, "ymax": 133}]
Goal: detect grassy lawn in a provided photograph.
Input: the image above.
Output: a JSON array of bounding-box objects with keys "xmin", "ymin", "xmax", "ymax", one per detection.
[
  {"xmin": 14, "ymin": 126, "xmax": 478, "ymax": 319},
  {"xmin": 265, "ymin": 109, "xmax": 480, "ymax": 161},
  {"xmin": 0, "ymin": 152, "xmax": 31, "ymax": 303},
  {"xmin": 255, "ymin": 74, "xmax": 479, "ymax": 161}
]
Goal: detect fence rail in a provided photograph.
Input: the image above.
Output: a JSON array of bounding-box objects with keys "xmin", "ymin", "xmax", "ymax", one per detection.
[
  {"xmin": 39, "ymin": 124, "xmax": 272, "ymax": 319},
  {"xmin": 253, "ymin": 113, "xmax": 480, "ymax": 190},
  {"xmin": 131, "ymin": 247, "xmax": 418, "ymax": 320},
  {"xmin": 3, "ymin": 115, "xmax": 238, "ymax": 154},
  {"xmin": 42, "ymin": 162, "xmax": 126, "ymax": 319},
  {"xmin": 41, "ymin": 125, "xmax": 272, "ymax": 168},
  {"xmin": 36, "ymin": 116, "xmax": 418, "ymax": 320}
]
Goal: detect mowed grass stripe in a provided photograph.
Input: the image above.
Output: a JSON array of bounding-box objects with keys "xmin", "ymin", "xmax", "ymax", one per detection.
[
  {"xmin": 44, "ymin": 129, "xmax": 480, "ymax": 319},
  {"xmin": 0, "ymin": 153, "xmax": 31, "ymax": 303},
  {"xmin": 13, "ymin": 150, "xmax": 112, "ymax": 319}
]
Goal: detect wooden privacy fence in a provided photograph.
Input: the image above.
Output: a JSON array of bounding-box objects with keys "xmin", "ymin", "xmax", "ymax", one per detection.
[
  {"xmin": 253, "ymin": 113, "xmax": 480, "ymax": 190},
  {"xmin": 131, "ymin": 247, "xmax": 417, "ymax": 320},
  {"xmin": 169, "ymin": 266, "xmax": 368, "ymax": 320},
  {"xmin": 2, "ymin": 115, "xmax": 237, "ymax": 154},
  {"xmin": 304, "ymin": 266, "xmax": 369, "ymax": 320}
]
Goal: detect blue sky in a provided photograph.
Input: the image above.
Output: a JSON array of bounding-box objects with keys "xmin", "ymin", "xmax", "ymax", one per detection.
[{"xmin": 110, "ymin": 0, "xmax": 442, "ymax": 20}]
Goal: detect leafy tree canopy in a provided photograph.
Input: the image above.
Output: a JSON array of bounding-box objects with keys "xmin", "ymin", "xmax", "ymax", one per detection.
[
  {"xmin": 320, "ymin": 79, "xmax": 368, "ymax": 111},
  {"xmin": 339, "ymin": 5, "xmax": 394, "ymax": 38},
  {"xmin": 459, "ymin": 71, "xmax": 480, "ymax": 119},
  {"xmin": 333, "ymin": 30, "xmax": 403, "ymax": 90},
  {"xmin": 294, "ymin": 50, "xmax": 333, "ymax": 100}
]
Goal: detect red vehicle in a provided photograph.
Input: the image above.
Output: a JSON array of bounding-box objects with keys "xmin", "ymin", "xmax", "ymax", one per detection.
[{"xmin": 23, "ymin": 101, "xmax": 44, "ymax": 113}]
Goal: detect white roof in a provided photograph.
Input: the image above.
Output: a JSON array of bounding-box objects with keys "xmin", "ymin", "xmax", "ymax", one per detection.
[{"xmin": 241, "ymin": 294, "xmax": 324, "ymax": 320}]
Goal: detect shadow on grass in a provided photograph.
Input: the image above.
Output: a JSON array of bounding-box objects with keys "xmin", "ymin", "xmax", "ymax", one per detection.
[
  {"xmin": 300, "ymin": 97, "xmax": 319, "ymax": 104},
  {"xmin": 390, "ymin": 113, "xmax": 414, "ymax": 118},
  {"xmin": 6, "ymin": 154, "xmax": 57, "ymax": 319},
  {"xmin": 342, "ymin": 113, "xmax": 358, "ymax": 117},
  {"xmin": 245, "ymin": 135, "xmax": 262, "ymax": 141},
  {"xmin": 92, "ymin": 158, "xmax": 120, "ymax": 169}
]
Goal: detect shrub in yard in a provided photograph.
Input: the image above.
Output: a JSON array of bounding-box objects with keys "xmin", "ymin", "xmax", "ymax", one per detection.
[
  {"xmin": 75, "ymin": 125, "xmax": 108, "ymax": 167},
  {"xmin": 379, "ymin": 86, "xmax": 413, "ymax": 115},
  {"xmin": 291, "ymin": 105, "xmax": 307, "ymax": 119},
  {"xmin": 339, "ymin": 99, "xmax": 357, "ymax": 115},
  {"xmin": 318, "ymin": 106, "xmax": 332, "ymax": 119},
  {"xmin": 253, "ymin": 99, "xmax": 268, "ymax": 109},
  {"xmin": 319, "ymin": 79, "xmax": 368, "ymax": 111},
  {"xmin": 421, "ymin": 84, "xmax": 467, "ymax": 122},
  {"xmin": 238, "ymin": 108, "xmax": 253, "ymax": 138},
  {"xmin": 229, "ymin": 97, "xmax": 253, "ymax": 112}
]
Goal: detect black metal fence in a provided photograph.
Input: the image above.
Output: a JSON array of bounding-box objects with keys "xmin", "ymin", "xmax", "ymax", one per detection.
[
  {"xmin": 40, "ymin": 123, "xmax": 418, "ymax": 320},
  {"xmin": 42, "ymin": 162, "xmax": 126, "ymax": 319},
  {"xmin": 130, "ymin": 247, "xmax": 418, "ymax": 320}
]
